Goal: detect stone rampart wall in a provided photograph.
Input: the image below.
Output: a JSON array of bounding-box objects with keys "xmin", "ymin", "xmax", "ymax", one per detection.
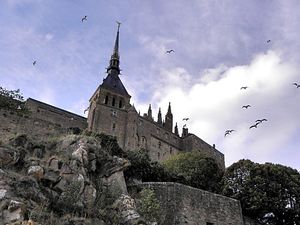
[{"xmin": 129, "ymin": 182, "xmax": 244, "ymax": 225}]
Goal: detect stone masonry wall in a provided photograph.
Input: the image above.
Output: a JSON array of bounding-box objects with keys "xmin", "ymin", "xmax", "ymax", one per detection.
[
  {"xmin": 181, "ymin": 134, "xmax": 225, "ymax": 170},
  {"xmin": 129, "ymin": 182, "xmax": 244, "ymax": 225}
]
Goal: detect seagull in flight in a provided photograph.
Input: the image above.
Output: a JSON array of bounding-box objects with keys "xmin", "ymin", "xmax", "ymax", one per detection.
[
  {"xmin": 33, "ymin": 60, "xmax": 37, "ymax": 66},
  {"xmin": 242, "ymin": 105, "xmax": 251, "ymax": 109},
  {"xmin": 255, "ymin": 119, "xmax": 267, "ymax": 124},
  {"xmin": 166, "ymin": 50, "xmax": 174, "ymax": 54},
  {"xmin": 293, "ymin": 83, "xmax": 300, "ymax": 88},
  {"xmin": 267, "ymin": 40, "xmax": 271, "ymax": 43},
  {"xmin": 182, "ymin": 118, "xmax": 189, "ymax": 121},
  {"xmin": 240, "ymin": 86, "xmax": 248, "ymax": 90},
  {"xmin": 249, "ymin": 123, "xmax": 260, "ymax": 129},
  {"xmin": 224, "ymin": 129, "xmax": 235, "ymax": 137},
  {"xmin": 81, "ymin": 15, "xmax": 87, "ymax": 22}
]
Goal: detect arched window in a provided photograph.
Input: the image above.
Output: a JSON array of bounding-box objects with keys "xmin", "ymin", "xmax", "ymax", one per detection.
[
  {"xmin": 112, "ymin": 97, "xmax": 115, "ymax": 107},
  {"xmin": 119, "ymin": 99, "xmax": 123, "ymax": 108},
  {"xmin": 112, "ymin": 122, "xmax": 116, "ymax": 131},
  {"xmin": 105, "ymin": 95, "xmax": 108, "ymax": 104}
]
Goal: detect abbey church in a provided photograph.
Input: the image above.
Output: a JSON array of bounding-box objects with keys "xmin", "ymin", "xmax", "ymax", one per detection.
[{"xmin": 86, "ymin": 25, "xmax": 224, "ymax": 169}]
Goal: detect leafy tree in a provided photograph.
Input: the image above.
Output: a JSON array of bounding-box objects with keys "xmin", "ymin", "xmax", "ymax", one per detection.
[
  {"xmin": 163, "ymin": 151, "xmax": 224, "ymax": 193},
  {"xmin": 124, "ymin": 149, "xmax": 174, "ymax": 182},
  {"xmin": 0, "ymin": 87, "xmax": 28, "ymax": 113},
  {"xmin": 223, "ymin": 159, "xmax": 300, "ymax": 225}
]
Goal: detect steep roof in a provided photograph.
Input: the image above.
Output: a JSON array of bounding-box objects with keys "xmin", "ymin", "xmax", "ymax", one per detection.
[{"xmin": 100, "ymin": 73, "xmax": 131, "ymax": 97}]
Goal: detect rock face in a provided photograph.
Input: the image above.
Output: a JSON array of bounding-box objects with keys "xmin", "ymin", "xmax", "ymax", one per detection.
[{"xmin": 0, "ymin": 134, "xmax": 146, "ymax": 225}]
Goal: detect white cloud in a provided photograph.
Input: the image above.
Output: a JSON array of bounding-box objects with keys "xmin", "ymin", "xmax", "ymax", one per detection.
[{"xmin": 136, "ymin": 50, "xmax": 300, "ymax": 167}]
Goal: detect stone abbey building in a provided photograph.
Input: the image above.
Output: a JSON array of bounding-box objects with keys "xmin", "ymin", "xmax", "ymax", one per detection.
[{"xmin": 87, "ymin": 25, "xmax": 224, "ymax": 169}]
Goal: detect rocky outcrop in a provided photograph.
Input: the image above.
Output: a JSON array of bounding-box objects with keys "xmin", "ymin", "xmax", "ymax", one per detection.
[{"xmin": 0, "ymin": 134, "xmax": 147, "ymax": 225}]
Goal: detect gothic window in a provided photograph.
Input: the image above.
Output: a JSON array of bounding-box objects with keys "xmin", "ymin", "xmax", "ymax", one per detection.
[
  {"xmin": 104, "ymin": 95, "xmax": 108, "ymax": 104},
  {"xmin": 158, "ymin": 141, "xmax": 161, "ymax": 149},
  {"xmin": 112, "ymin": 122, "xmax": 116, "ymax": 131},
  {"xmin": 112, "ymin": 97, "xmax": 116, "ymax": 107},
  {"xmin": 119, "ymin": 99, "xmax": 123, "ymax": 108}
]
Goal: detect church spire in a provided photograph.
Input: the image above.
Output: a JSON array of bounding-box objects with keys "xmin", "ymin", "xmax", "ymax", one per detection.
[{"xmin": 107, "ymin": 21, "xmax": 121, "ymax": 74}]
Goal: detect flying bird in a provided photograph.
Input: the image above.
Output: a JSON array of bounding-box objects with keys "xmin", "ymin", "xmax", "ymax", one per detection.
[
  {"xmin": 267, "ymin": 40, "xmax": 271, "ymax": 43},
  {"xmin": 81, "ymin": 15, "xmax": 87, "ymax": 22},
  {"xmin": 255, "ymin": 119, "xmax": 267, "ymax": 123},
  {"xmin": 293, "ymin": 83, "xmax": 300, "ymax": 88},
  {"xmin": 240, "ymin": 86, "xmax": 248, "ymax": 90},
  {"xmin": 242, "ymin": 105, "xmax": 251, "ymax": 109},
  {"xmin": 182, "ymin": 118, "xmax": 189, "ymax": 121},
  {"xmin": 183, "ymin": 124, "xmax": 187, "ymax": 128},
  {"xmin": 166, "ymin": 50, "xmax": 174, "ymax": 54},
  {"xmin": 33, "ymin": 61, "xmax": 37, "ymax": 66},
  {"xmin": 249, "ymin": 123, "xmax": 260, "ymax": 129},
  {"xmin": 224, "ymin": 130, "xmax": 235, "ymax": 137}
]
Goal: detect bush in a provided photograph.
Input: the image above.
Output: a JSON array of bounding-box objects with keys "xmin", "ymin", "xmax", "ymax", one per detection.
[
  {"xmin": 163, "ymin": 151, "xmax": 224, "ymax": 193},
  {"xmin": 137, "ymin": 188, "xmax": 161, "ymax": 223}
]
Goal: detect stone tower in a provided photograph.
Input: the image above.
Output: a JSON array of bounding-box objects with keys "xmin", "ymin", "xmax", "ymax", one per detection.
[{"xmin": 87, "ymin": 23, "xmax": 131, "ymax": 147}]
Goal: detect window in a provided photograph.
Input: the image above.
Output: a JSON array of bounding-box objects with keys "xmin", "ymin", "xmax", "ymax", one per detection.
[
  {"xmin": 119, "ymin": 100, "xmax": 123, "ymax": 108},
  {"xmin": 170, "ymin": 147, "xmax": 173, "ymax": 154},
  {"xmin": 104, "ymin": 95, "xmax": 108, "ymax": 104},
  {"xmin": 158, "ymin": 141, "xmax": 161, "ymax": 149},
  {"xmin": 206, "ymin": 223, "xmax": 214, "ymax": 225},
  {"xmin": 112, "ymin": 123, "xmax": 116, "ymax": 131},
  {"xmin": 111, "ymin": 110, "xmax": 117, "ymax": 117},
  {"xmin": 112, "ymin": 97, "xmax": 115, "ymax": 107}
]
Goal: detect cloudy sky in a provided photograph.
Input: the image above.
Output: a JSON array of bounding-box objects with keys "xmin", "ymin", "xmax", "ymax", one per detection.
[{"xmin": 1, "ymin": 0, "xmax": 300, "ymax": 170}]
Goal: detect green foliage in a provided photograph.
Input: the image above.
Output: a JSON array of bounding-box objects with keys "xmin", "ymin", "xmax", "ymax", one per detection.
[
  {"xmin": 223, "ymin": 159, "xmax": 300, "ymax": 225},
  {"xmin": 124, "ymin": 149, "xmax": 174, "ymax": 182},
  {"xmin": 0, "ymin": 87, "xmax": 29, "ymax": 114},
  {"xmin": 138, "ymin": 188, "xmax": 161, "ymax": 222},
  {"xmin": 163, "ymin": 151, "xmax": 224, "ymax": 193}
]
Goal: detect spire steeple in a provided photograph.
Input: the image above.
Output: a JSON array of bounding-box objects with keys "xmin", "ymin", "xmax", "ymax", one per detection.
[
  {"xmin": 107, "ymin": 21, "xmax": 121, "ymax": 74},
  {"xmin": 157, "ymin": 107, "xmax": 162, "ymax": 124}
]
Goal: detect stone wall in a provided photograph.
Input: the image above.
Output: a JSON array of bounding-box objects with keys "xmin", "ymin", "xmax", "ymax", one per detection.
[
  {"xmin": 129, "ymin": 182, "xmax": 244, "ymax": 225},
  {"xmin": 181, "ymin": 134, "xmax": 225, "ymax": 170},
  {"xmin": 0, "ymin": 108, "xmax": 66, "ymax": 141},
  {"xmin": 0, "ymin": 98, "xmax": 87, "ymax": 141},
  {"xmin": 26, "ymin": 98, "xmax": 87, "ymax": 130}
]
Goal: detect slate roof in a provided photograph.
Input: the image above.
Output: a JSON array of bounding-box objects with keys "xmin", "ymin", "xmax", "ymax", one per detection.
[{"xmin": 100, "ymin": 73, "xmax": 131, "ymax": 97}]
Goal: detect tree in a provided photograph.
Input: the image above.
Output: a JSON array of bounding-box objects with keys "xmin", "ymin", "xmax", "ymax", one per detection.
[
  {"xmin": 0, "ymin": 87, "xmax": 28, "ymax": 113},
  {"xmin": 223, "ymin": 159, "xmax": 300, "ymax": 225},
  {"xmin": 163, "ymin": 151, "xmax": 224, "ymax": 193},
  {"xmin": 124, "ymin": 149, "xmax": 174, "ymax": 182}
]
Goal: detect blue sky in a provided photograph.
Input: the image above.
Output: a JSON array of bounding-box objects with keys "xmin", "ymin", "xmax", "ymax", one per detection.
[{"xmin": 1, "ymin": 0, "xmax": 300, "ymax": 170}]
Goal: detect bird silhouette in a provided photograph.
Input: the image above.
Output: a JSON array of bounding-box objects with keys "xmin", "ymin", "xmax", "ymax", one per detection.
[
  {"xmin": 224, "ymin": 130, "xmax": 235, "ymax": 137},
  {"xmin": 182, "ymin": 118, "xmax": 189, "ymax": 121},
  {"xmin": 33, "ymin": 61, "xmax": 37, "ymax": 66},
  {"xmin": 81, "ymin": 15, "xmax": 87, "ymax": 22},
  {"xmin": 267, "ymin": 40, "xmax": 271, "ymax": 43},
  {"xmin": 242, "ymin": 105, "xmax": 251, "ymax": 109},
  {"xmin": 166, "ymin": 50, "xmax": 174, "ymax": 54},
  {"xmin": 293, "ymin": 83, "xmax": 300, "ymax": 88},
  {"xmin": 255, "ymin": 119, "xmax": 267, "ymax": 123},
  {"xmin": 183, "ymin": 124, "xmax": 187, "ymax": 128},
  {"xmin": 240, "ymin": 86, "xmax": 248, "ymax": 90},
  {"xmin": 249, "ymin": 123, "xmax": 260, "ymax": 129}
]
